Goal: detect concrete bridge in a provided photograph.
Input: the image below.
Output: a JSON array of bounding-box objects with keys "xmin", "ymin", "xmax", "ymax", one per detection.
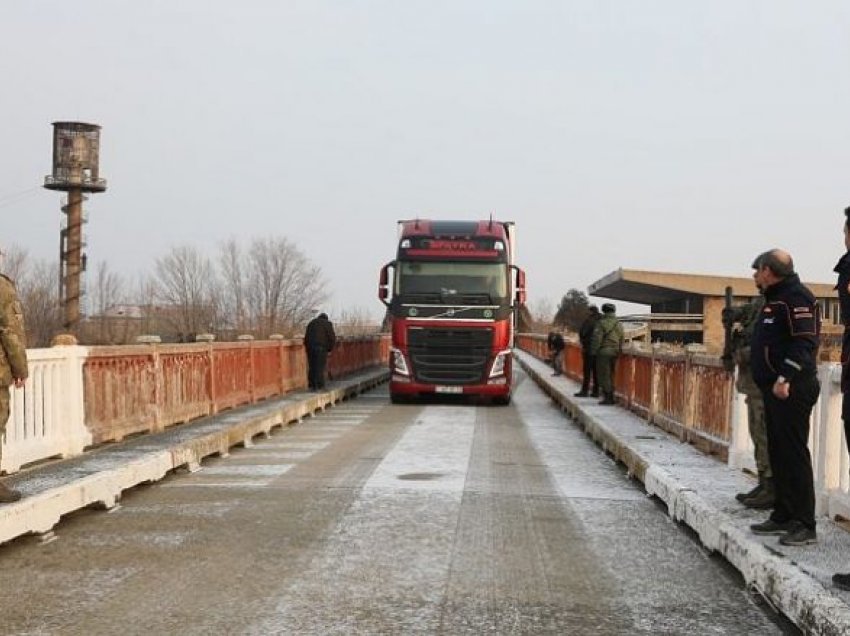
[{"xmin": 1, "ymin": 335, "xmax": 849, "ymax": 634}]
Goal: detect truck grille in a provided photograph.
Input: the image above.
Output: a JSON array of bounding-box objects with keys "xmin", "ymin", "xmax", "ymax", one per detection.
[{"xmin": 407, "ymin": 327, "xmax": 493, "ymax": 384}]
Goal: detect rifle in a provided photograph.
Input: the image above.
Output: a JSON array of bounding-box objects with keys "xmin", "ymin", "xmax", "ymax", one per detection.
[{"xmin": 721, "ymin": 286, "xmax": 735, "ymax": 372}]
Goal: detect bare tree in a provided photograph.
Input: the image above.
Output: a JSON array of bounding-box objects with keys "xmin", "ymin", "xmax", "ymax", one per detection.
[
  {"xmin": 218, "ymin": 238, "xmax": 247, "ymax": 334},
  {"xmin": 87, "ymin": 261, "xmax": 128, "ymax": 344},
  {"xmin": 242, "ymin": 237, "xmax": 328, "ymax": 337},
  {"xmin": 153, "ymin": 245, "xmax": 216, "ymax": 341},
  {"xmin": 334, "ymin": 306, "xmax": 380, "ymax": 336},
  {"xmin": 5, "ymin": 250, "xmax": 63, "ymax": 347},
  {"xmin": 134, "ymin": 274, "xmax": 159, "ymax": 337},
  {"xmin": 530, "ymin": 297, "xmax": 555, "ymax": 332}
]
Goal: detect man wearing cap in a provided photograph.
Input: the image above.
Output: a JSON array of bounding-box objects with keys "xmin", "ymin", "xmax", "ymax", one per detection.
[
  {"xmin": 303, "ymin": 312, "xmax": 336, "ymax": 391},
  {"xmin": 591, "ymin": 303, "xmax": 623, "ymax": 405},
  {"xmin": 748, "ymin": 249, "xmax": 820, "ymax": 547},
  {"xmin": 575, "ymin": 305, "xmax": 600, "ymax": 397}
]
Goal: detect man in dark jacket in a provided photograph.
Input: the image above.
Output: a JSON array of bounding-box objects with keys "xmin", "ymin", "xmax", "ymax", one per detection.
[
  {"xmin": 575, "ymin": 305, "xmax": 600, "ymax": 397},
  {"xmin": 748, "ymin": 249, "xmax": 820, "ymax": 547},
  {"xmin": 304, "ymin": 312, "xmax": 336, "ymax": 390},
  {"xmin": 547, "ymin": 331, "xmax": 566, "ymax": 376},
  {"xmin": 832, "ymin": 209, "xmax": 850, "ymax": 590}
]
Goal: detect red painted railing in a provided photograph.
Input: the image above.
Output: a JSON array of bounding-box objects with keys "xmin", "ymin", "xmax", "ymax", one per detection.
[
  {"xmin": 517, "ymin": 334, "xmax": 734, "ymax": 457},
  {"xmin": 84, "ymin": 336, "xmax": 389, "ymax": 445}
]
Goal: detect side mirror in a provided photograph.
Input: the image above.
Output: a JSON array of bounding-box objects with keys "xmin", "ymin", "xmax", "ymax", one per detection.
[
  {"xmin": 378, "ymin": 262, "xmax": 395, "ymax": 307},
  {"xmin": 513, "ymin": 267, "xmax": 526, "ymax": 305}
]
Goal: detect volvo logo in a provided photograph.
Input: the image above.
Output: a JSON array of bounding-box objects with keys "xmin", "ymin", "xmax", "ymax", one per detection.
[{"xmin": 408, "ymin": 307, "xmax": 418, "ymax": 316}]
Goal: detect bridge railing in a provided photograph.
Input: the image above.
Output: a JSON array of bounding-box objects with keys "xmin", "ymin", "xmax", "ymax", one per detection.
[
  {"xmin": 516, "ymin": 333, "xmax": 850, "ymax": 520},
  {"xmin": 1, "ymin": 335, "xmax": 390, "ymax": 474}
]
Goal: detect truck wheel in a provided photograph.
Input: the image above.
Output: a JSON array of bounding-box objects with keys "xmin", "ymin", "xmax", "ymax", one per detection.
[{"xmin": 492, "ymin": 394, "xmax": 511, "ymax": 406}]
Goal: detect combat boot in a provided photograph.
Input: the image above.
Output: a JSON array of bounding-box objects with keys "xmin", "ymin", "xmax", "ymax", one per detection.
[
  {"xmin": 736, "ymin": 483, "xmax": 762, "ymax": 503},
  {"xmin": 833, "ymin": 573, "xmax": 850, "ymax": 591},
  {"xmin": 0, "ymin": 481, "xmax": 21, "ymax": 504},
  {"xmin": 600, "ymin": 392, "xmax": 615, "ymax": 405},
  {"xmin": 743, "ymin": 480, "xmax": 775, "ymax": 510}
]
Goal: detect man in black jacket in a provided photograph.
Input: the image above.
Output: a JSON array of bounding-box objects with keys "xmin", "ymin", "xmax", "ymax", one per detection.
[
  {"xmin": 832, "ymin": 208, "xmax": 850, "ymax": 590},
  {"xmin": 547, "ymin": 331, "xmax": 566, "ymax": 376},
  {"xmin": 304, "ymin": 312, "xmax": 336, "ymax": 390},
  {"xmin": 748, "ymin": 249, "xmax": 821, "ymax": 547},
  {"xmin": 575, "ymin": 305, "xmax": 600, "ymax": 397}
]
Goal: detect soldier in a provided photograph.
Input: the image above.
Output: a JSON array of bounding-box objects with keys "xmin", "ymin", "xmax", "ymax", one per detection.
[
  {"xmin": 303, "ymin": 312, "xmax": 336, "ymax": 391},
  {"xmin": 575, "ymin": 305, "xmax": 600, "ymax": 397},
  {"xmin": 591, "ymin": 303, "xmax": 623, "ymax": 405},
  {"xmin": 0, "ymin": 274, "xmax": 28, "ymax": 503},
  {"xmin": 723, "ymin": 296, "xmax": 774, "ymax": 509},
  {"xmin": 748, "ymin": 249, "xmax": 820, "ymax": 547}
]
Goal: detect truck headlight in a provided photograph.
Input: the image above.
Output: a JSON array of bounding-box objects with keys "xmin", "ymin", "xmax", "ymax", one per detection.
[
  {"xmin": 391, "ymin": 348, "xmax": 410, "ymax": 376},
  {"xmin": 489, "ymin": 350, "xmax": 510, "ymax": 378}
]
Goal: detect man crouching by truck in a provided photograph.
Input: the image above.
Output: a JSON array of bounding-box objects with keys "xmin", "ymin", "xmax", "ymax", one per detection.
[{"xmin": 304, "ymin": 312, "xmax": 336, "ymax": 391}]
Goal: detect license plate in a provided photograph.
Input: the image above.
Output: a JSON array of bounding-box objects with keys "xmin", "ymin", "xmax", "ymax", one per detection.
[{"xmin": 435, "ymin": 385, "xmax": 463, "ymax": 394}]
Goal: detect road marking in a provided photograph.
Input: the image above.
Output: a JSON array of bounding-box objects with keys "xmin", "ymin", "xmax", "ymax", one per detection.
[
  {"xmin": 256, "ymin": 442, "xmax": 330, "ymax": 450},
  {"xmin": 197, "ymin": 464, "xmax": 295, "ymax": 477},
  {"xmin": 363, "ymin": 405, "xmax": 475, "ymax": 493}
]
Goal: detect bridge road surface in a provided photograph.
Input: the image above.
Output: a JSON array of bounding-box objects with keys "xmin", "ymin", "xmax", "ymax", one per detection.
[{"xmin": 0, "ymin": 369, "xmax": 794, "ymax": 635}]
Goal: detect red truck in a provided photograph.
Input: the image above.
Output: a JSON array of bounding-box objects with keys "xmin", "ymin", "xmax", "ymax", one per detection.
[{"xmin": 378, "ymin": 219, "xmax": 526, "ymax": 405}]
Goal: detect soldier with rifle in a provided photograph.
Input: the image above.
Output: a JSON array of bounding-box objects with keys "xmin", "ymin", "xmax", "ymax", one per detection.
[{"xmin": 722, "ymin": 289, "xmax": 773, "ymax": 509}]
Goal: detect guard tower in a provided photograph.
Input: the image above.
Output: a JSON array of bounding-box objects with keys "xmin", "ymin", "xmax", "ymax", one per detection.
[{"xmin": 43, "ymin": 122, "xmax": 107, "ymax": 334}]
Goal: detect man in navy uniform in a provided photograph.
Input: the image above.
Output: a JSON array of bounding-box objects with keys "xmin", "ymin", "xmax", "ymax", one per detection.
[{"xmin": 748, "ymin": 249, "xmax": 821, "ymax": 547}]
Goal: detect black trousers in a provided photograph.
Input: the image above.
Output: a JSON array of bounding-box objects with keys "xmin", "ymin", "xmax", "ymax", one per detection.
[
  {"xmin": 580, "ymin": 350, "xmax": 598, "ymax": 393},
  {"xmin": 307, "ymin": 346, "xmax": 328, "ymax": 389},
  {"xmin": 552, "ymin": 348, "xmax": 564, "ymax": 374},
  {"xmin": 841, "ymin": 327, "xmax": 850, "ymax": 443},
  {"xmin": 762, "ymin": 373, "xmax": 820, "ymax": 530}
]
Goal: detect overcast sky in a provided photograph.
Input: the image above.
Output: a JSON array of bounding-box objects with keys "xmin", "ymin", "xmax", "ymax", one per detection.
[{"xmin": 2, "ymin": 1, "xmax": 849, "ymax": 320}]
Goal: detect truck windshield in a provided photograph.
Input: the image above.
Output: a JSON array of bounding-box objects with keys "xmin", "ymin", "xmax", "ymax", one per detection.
[{"xmin": 396, "ymin": 261, "xmax": 507, "ymax": 303}]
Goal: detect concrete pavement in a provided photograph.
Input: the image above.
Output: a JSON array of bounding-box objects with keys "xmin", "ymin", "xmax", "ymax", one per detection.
[
  {"xmin": 0, "ymin": 367, "xmax": 388, "ymax": 547},
  {"xmin": 516, "ymin": 349, "xmax": 850, "ymax": 636}
]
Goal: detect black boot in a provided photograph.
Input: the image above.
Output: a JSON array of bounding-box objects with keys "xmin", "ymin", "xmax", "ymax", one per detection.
[
  {"xmin": 834, "ymin": 573, "xmax": 850, "ymax": 591},
  {"xmin": 0, "ymin": 482, "xmax": 22, "ymax": 504},
  {"xmin": 735, "ymin": 483, "xmax": 762, "ymax": 503},
  {"xmin": 743, "ymin": 479, "xmax": 775, "ymax": 510},
  {"xmin": 600, "ymin": 392, "xmax": 615, "ymax": 405}
]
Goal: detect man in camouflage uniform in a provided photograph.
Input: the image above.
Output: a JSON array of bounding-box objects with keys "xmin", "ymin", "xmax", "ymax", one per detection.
[
  {"xmin": 591, "ymin": 303, "xmax": 624, "ymax": 405},
  {"xmin": 0, "ymin": 274, "xmax": 27, "ymax": 503},
  {"xmin": 723, "ymin": 296, "xmax": 773, "ymax": 509}
]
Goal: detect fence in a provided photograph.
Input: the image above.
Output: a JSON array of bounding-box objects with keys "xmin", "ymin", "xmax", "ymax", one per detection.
[
  {"xmin": 517, "ymin": 333, "xmax": 850, "ymax": 520},
  {"xmin": 1, "ymin": 335, "xmax": 390, "ymax": 474}
]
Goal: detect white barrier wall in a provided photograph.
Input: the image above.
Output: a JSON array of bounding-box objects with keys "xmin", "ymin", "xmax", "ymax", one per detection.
[
  {"xmin": 1, "ymin": 346, "xmax": 90, "ymax": 473},
  {"xmin": 727, "ymin": 362, "xmax": 850, "ymax": 520}
]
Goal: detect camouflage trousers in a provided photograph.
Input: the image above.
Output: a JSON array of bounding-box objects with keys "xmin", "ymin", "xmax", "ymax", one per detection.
[
  {"xmin": 0, "ymin": 385, "xmax": 8, "ymax": 465},
  {"xmin": 596, "ymin": 354, "xmax": 617, "ymax": 394},
  {"xmin": 743, "ymin": 390, "xmax": 772, "ymax": 482}
]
